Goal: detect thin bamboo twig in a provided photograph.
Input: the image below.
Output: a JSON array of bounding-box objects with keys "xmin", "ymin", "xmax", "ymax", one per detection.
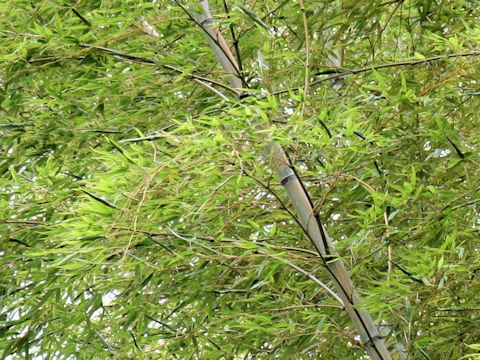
[
  {"xmin": 193, "ymin": 78, "xmax": 229, "ymax": 100},
  {"xmin": 196, "ymin": 2, "xmax": 394, "ymax": 359},
  {"xmin": 263, "ymin": 252, "xmax": 344, "ymax": 306}
]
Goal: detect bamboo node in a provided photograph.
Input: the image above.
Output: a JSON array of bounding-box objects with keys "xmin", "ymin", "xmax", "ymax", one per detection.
[{"xmin": 280, "ymin": 174, "xmax": 295, "ymax": 185}]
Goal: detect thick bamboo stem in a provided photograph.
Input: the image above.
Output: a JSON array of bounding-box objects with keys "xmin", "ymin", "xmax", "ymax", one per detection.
[
  {"xmin": 268, "ymin": 143, "xmax": 391, "ymax": 360},
  {"xmin": 196, "ymin": 1, "xmax": 393, "ymax": 359},
  {"xmin": 196, "ymin": 1, "xmax": 243, "ymax": 90}
]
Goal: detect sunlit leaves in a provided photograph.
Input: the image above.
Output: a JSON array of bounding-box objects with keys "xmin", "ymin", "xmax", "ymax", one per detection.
[{"xmin": 1, "ymin": 0, "xmax": 480, "ymax": 359}]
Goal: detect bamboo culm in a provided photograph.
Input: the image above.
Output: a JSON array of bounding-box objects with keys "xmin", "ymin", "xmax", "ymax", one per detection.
[{"xmin": 195, "ymin": 1, "xmax": 394, "ymax": 359}]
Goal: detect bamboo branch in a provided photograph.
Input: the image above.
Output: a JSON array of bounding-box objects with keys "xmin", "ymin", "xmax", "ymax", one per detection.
[
  {"xmin": 236, "ymin": 0, "xmax": 289, "ymax": 40},
  {"xmin": 0, "ymin": 29, "xmax": 238, "ymax": 98},
  {"xmin": 81, "ymin": 43, "xmax": 238, "ymax": 98},
  {"xmin": 273, "ymin": 50, "xmax": 480, "ymax": 95},
  {"xmin": 7, "ymin": 36, "xmax": 240, "ymax": 98},
  {"xmin": 70, "ymin": 7, "xmax": 91, "ymax": 27},
  {"xmin": 263, "ymin": 252, "xmax": 344, "ymax": 306},
  {"xmin": 196, "ymin": 2, "xmax": 393, "ymax": 359},
  {"xmin": 133, "ymin": 16, "xmax": 229, "ymax": 101},
  {"xmin": 193, "ymin": 78, "xmax": 229, "ymax": 100},
  {"xmin": 222, "ymin": 0, "xmax": 243, "ymax": 72}
]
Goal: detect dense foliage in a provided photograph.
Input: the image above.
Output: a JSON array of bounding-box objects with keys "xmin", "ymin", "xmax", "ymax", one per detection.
[{"xmin": 1, "ymin": 0, "xmax": 479, "ymax": 358}]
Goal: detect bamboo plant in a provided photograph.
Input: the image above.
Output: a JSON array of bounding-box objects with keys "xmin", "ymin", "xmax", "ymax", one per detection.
[{"xmin": 195, "ymin": 1, "xmax": 393, "ymax": 359}]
